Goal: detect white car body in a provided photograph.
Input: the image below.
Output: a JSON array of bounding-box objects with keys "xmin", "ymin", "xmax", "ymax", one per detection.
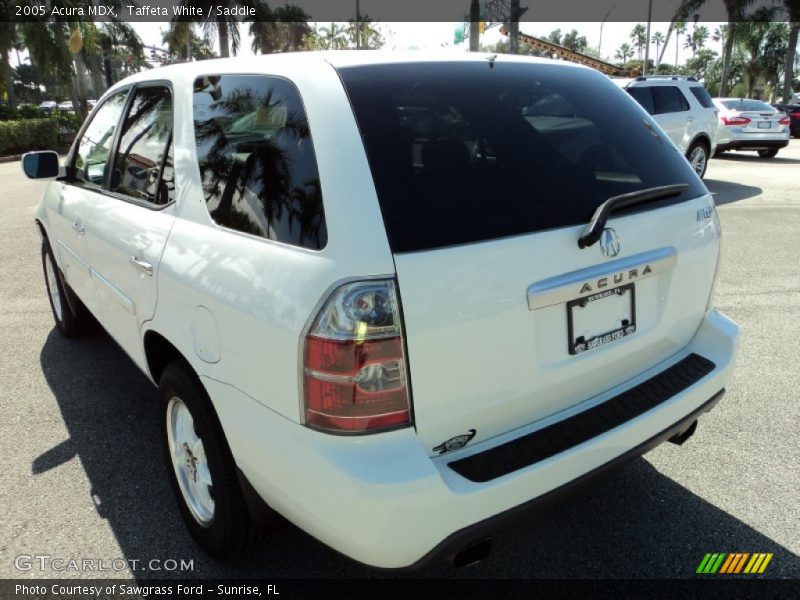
[
  {"xmin": 613, "ymin": 76, "xmax": 719, "ymax": 178},
  {"xmin": 29, "ymin": 52, "xmax": 739, "ymax": 569},
  {"xmin": 713, "ymin": 98, "xmax": 790, "ymax": 157}
]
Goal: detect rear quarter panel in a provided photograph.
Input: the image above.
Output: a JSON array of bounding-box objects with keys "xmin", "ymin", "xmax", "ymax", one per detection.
[{"xmin": 145, "ymin": 58, "xmax": 396, "ymax": 421}]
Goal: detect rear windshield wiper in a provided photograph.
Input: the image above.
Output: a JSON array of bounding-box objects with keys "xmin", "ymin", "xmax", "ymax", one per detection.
[{"xmin": 577, "ymin": 184, "xmax": 690, "ymax": 249}]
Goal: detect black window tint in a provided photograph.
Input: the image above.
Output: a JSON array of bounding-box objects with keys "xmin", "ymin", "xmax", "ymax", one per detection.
[
  {"xmin": 110, "ymin": 86, "xmax": 173, "ymax": 205},
  {"xmin": 627, "ymin": 87, "xmax": 655, "ymax": 114},
  {"xmin": 653, "ymin": 86, "xmax": 690, "ymax": 114},
  {"xmin": 73, "ymin": 91, "xmax": 128, "ymax": 187},
  {"xmin": 339, "ymin": 62, "xmax": 705, "ymax": 253},
  {"xmin": 689, "ymin": 86, "xmax": 714, "ymax": 108},
  {"xmin": 721, "ymin": 99, "xmax": 774, "ymax": 112},
  {"xmin": 192, "ymin": 75, "xmax": 326, "ymax": 250}
]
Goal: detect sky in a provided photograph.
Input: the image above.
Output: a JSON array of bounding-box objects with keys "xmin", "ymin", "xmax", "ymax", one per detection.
[{"xmin": 130, "ymin": 20, "xmax": 726, "ymax": 66}]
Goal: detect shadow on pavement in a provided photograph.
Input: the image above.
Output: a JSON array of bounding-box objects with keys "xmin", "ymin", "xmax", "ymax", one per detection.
[
  {"xmin": 713, "ymin": 153, "xmax": 800, "ymax": 165},
  {"xmin": 704, "ymin": 179, "xmax": 762, "ymax": 206},
  {"xmin": 37, "ymin": 328, "xmax": 800, "ymax": 579}
]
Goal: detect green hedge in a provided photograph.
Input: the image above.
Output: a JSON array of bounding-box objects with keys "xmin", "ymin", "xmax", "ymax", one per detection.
[{"xmin": 0, "ymin": 119, "xmax": 59, "ymax": 155}]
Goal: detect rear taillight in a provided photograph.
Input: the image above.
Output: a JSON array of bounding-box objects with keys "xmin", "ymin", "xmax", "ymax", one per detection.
[
  {"xmin": 303, "ymin": 279, "xmax": 411, "ymax": 433},
  {"xmin": 778, "ymin": 116, "xmax": 791, "ymax": 126},
  {"xmin": 721, "ymin": 116, "xmax": 751, "ymax": 126}
]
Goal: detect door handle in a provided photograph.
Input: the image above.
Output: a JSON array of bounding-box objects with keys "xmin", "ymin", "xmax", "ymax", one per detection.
[
  {"xmin": 687, "ymin": 116, "xmax": 696, "ymax": 122},
  {"xmin": 128, "ymin": 256, "xmax": 153, "ymax": 276},
  {"xmin": 72, "ymin": 221, "xmax": 85, "ymax": 236}
]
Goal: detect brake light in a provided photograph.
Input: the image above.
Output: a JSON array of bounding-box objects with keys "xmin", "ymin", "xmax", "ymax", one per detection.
[
  {"xmin": 303, "ymin": 279, "xmax": 411, "ymax": 433},
  {"xmin": 778, "ymin": 116, "xmax": 791, "ymax": 126},
  {"xmin": 721, "ymin": 116, "xmax": 751, "ymax": 126}
]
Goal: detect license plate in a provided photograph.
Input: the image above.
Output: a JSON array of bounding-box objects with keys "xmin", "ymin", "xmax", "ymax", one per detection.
[
  {"xmin": 567, "ymin": 284, "xmax": 636, "ymax": 355},
  {"xmin": 758, "ymin": 121, "xmax": 771, "ymax": 129}
]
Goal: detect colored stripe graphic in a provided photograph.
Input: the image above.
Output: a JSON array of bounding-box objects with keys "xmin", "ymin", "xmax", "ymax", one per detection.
[
  {"xmin": 758, "ymin": 553, "xmax": 773, "ymax": 574},
  {"xmin": 700, "ymin": 552, "xmax": 774, "ymax": 574},
  {"xmin": 720, "ymin": 553, "xmax": 737, "ymax": 574}
]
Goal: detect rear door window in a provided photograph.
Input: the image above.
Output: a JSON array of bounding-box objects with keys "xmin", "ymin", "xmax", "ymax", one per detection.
[
  {"xmin": 192, "ymin": 74, "xmax": 327, "ymax": 250},
  {"xmin": 652, "ymin": 86, "xmax": 690, "ymax": 114},
  {"xmin": 627, "ymin": 87, "xmax": 655, "ymax": 115},
  {"xmin": 338, "ymin": 62, "xmax": 705, "ymax": 253}
]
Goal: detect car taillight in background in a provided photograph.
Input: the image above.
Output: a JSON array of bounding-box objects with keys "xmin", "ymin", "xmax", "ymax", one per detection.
[
  {"xmin": 303, "ymin": 279, "xmax": 411, "ymax": 433},
  {"xmin": 721, "ymin": 116, "xmax": 751, "ymax": 126},
  {"xmin": 778, "ymin": 116, "xmax": 791, "ymax": 126}
]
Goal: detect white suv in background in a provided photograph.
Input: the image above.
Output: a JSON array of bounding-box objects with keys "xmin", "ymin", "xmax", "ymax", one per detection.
[
  {"xmin": 615, "ymin": 76, "xmax": 719, "ymax": 178},
  {"xmin": 22, "ymin": 53, "xmax": 738, "ymax": 570}
]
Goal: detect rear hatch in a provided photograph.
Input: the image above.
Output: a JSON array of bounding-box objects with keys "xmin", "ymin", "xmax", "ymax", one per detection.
[{"xmin": 339, "ymin": 60, "xmax": 719, "ymax": 455}]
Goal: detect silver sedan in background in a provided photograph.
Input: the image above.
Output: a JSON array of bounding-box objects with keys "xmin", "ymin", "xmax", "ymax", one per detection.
[{"xmin": 714, "ymin": 98, "xmax": 790, "ymax": 158}]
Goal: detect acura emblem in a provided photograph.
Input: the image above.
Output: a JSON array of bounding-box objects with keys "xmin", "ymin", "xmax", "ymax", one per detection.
[{"xmin": 600, "ymin": 228, "xmax": 621, "ymax": 258}]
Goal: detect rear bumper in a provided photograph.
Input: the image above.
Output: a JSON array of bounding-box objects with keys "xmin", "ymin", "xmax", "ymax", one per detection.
[
  {"xmin": 716, "ymin": 138, "xmax": 789, "ymax": 152},
  {"xmin": 205, "ymin": 309, "xmax": 739, "ymax": 569}
]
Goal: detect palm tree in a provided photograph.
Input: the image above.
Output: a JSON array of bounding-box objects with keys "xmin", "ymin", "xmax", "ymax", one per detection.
[
  {"xmin": 164, "ymin": 22, "xmax": 195, "ymax": 62},
  {"xmin": 674, "ymin": 21, "xmax": 687, "ymax": 66},
  {"xmin": 319, "ymin": 23, "xmax": 348, "ymax": 50},
  {"xmin": 676, "ymin": 0, "xmax": 755, "ymax": 96},
  {"xmin": 615, "ymin": 43, "xmax": 633, "ymax": 64},
  {"xmin": 695, "ymin": 26, "xmax": 710, "ymax": 52},
  {"xmin": 783, "ymin": 1, "xmax": 800, "ymax": 103},
  {"xmin": 179, "ymin": 0, "xmax": 258, "ymax": 57},
  {"xmin": 684, "ymin": 26, "xmax": 709, "ymax": 59},
  {"xmin": 251, "ymin": 4, "xmax": 312, "ymax": 54},
  {"xmin": 0, "ymin": 21, "xmax": 17, "ymax": 109},
  {"xmin": 17, "ymin": 21, "xmax": 79, "ymax": 110},
  {"xmin": 651, "ymin": 31, "xmax": 666, "ymax": 60},
  {"xmin": 630, "ymin": 24, "xmax": 647, "ymax": 60},
  {"xmin": 345, "ymin": 17, "xmax": 384, "ymax": 50}
]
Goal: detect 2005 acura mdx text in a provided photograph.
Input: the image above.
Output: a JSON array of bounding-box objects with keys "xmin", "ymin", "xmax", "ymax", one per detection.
[{"xmin": 23, "ymin": 52, "xmax": 739, "ymax": 569}]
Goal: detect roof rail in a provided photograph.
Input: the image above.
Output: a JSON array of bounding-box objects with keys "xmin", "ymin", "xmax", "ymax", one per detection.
[{"xmin": 635, "ymin": 75, "xmax": 698, "ymax": 82}]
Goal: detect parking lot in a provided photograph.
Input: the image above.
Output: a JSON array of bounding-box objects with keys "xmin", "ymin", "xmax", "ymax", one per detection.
[{"xmin": 0, "ymin": 143, "xmax": 798, "ymax": 580}]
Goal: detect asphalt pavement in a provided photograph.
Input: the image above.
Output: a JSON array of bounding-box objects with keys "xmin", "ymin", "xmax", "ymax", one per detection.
[{"xmin": 0, "ymin": 143, "xmax": 798, "ymax": 580}]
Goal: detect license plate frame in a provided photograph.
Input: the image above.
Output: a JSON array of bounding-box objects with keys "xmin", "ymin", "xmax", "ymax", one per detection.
[
  {"xmin": 567, "ymin": 284, "xmax": 636, "ymax": 355},
  {"xmin": 758, "ymin": 121, "xmax": 772, "ymax": 129}
]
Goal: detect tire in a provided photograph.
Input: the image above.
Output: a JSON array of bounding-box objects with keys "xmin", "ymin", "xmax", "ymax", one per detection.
[
  {"xmin": 41, "ymin": 239, "xmax": 87, "ymax": 337},
  {"xmin": 686, "ymin": 141, "xmax": 709, "ymax": 178},
  {"xmin": 159, "ymin": 361, "xmax": 264, "ymax": 560},
  {"xmin": 757, "ymin": 149, "xmax": 779, "ymax": 158}
]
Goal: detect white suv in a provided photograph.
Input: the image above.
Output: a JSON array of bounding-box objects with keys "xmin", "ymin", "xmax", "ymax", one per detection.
[
  {"xmin": 23, "ymin": 53, "xmax": 738, "ymax": 570},
  {"xmin": 615, "ymin": 76, "xmax": 719, "ymax": 178}
]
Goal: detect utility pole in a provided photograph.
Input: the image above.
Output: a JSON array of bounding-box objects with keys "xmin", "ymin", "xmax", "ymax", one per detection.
[
  {"xmin": 643, "ymin": 0, "xmax": 652, "ymax": 75},
  {"xmin": 355, "ymin": 0, "xmax": 361, "ymax": 50},
  {"xmin": 469, "ymin": 0, "xmax": 480, "ymax": 52},
  {"xmin": 508, "ymin": 0, "xmax": 520, "ymax": 54},
  {"xmin": 598, "ymin": 5, "xmax": 615, "ymax": 60}
]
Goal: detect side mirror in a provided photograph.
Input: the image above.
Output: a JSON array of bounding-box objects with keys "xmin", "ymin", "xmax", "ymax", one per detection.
[{"xmin": 21, "ymin": 151, "xmax": 60, "ymax": 179}]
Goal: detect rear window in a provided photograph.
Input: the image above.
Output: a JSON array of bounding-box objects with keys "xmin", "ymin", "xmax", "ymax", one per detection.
[
  {"xmin": 689, "ymin": 86, "xmax": 714, "ymax": 108},
  {"xmin": 722, "ymin": 99, "xmax": 774, "ymax": 112},
  {"xmin": 339, "ymin": 62, "xmax": 706, "ymax": 253}
]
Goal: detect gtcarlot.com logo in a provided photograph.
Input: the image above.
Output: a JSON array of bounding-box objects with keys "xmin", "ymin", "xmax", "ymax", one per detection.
[
  {"xmin": 14, "ymin": 554, "xmax": 194, "ymax": 573},
  {"xmin": 696, "ymin": 552, "xmax": 773, "ymax": 575}
]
